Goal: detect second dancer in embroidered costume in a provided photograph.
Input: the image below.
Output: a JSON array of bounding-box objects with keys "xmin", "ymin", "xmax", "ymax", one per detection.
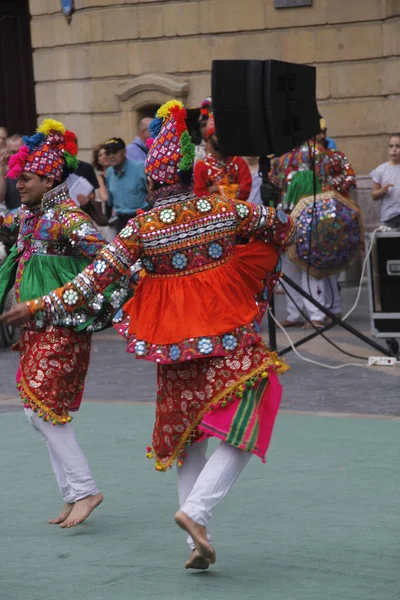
[{"xmin": 0, "ymin": 119, "xmax": 131, "ymax": 528}]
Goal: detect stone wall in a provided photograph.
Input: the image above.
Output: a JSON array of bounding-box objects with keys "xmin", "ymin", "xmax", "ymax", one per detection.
[{"xmin": 29, "ymin": 0, "xmax": 400, "ymax": 177}]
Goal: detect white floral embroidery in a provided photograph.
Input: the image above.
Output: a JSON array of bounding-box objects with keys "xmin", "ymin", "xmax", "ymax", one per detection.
[
  {"xmin": 222, "ymin": 334, "xmax": 238, "ymax": 351},
  {"xmin": 197, "ymin": 337, "xmax": 213, "ymax": 355},
  {"xmin": 93, "ymin": 259, "xmax": 107, "ymax": 274},
  {"xmin": 159, "ymin": 208, "xmax": 176, "ymax": 224},
  {"xmin": 196, "ymin": 199, "xmax": 212, "ymax": 213},
  {"xmin": 142, "ymin": 257, "xmax": 156, "ymax": 272},
  {"xmin": 120, "ymin": 225, "xmax": 134, "ymax": 239},
  {"xmin": 75, "ymin": 223, "xmax": 96, "ymax": 238},
  {"xmin": 135, "ymin": 340, "xmax": 148, "ymax": 356},
  {"xmin": 171, "ymin": 252, "xmax": 188, "ymax": 270},
  {"xmin": 169, "ymin": 345, "xmax": 181, "ymax": 361},
  {"xmin": 208, "ymin": 242, "xmax": 223, "ymax": 259},
  {"xmin": 236, "ymin": 203, "xmax": 250, "ymax": 219},
  {"xmin": 63, "ymin": 289, "xmax": 79, "ymax": 306}
]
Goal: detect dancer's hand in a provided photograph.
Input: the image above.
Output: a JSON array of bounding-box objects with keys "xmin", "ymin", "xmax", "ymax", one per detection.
[{"xmin": 0, "ymin": 303, "xmax": 30, "ymax": 326}]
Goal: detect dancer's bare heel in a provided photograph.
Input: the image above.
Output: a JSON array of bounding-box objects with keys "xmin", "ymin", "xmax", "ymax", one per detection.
[
  {"xmin": 175, "ymin": 510, "xmax": 216, "ymax": 564},
  {"xmin": 185, "ymin": 549, "xmax": 210, "ymax": 570}
]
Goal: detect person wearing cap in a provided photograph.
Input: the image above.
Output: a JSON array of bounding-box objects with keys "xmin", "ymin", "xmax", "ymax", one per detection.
[
  {"xmin": 104, "ymin": 137, "xmax": 149, "ymax": 232},
  {"xmin": 317, "ymin": 117, "xmax": 337, "ymax": 150},
  {"xmin": 0, "ymin": 119, "xmax": 132, "ymax": 529},
  {"xmin": 193, "ymin": 114, "xmax": 252, "ymax": 200},
  {"xmin": 1, "ymin": 101, "xmax": 296, "ymax": 569}
]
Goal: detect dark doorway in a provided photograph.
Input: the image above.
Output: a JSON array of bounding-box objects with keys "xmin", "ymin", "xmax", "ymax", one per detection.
[{"xmin": 0, "ymin": 0, "xmax": 36, "ymax": 135}]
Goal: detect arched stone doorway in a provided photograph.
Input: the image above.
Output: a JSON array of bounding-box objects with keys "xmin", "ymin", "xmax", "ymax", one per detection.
[{"xmin": 115, "ymin": 73, "xmax": 189, "ymax": 141}]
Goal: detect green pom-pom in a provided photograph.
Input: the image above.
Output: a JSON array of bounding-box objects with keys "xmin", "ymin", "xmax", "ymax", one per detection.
[
  {"xmin": 64, "ymin": 150, "xmax": 79, "ymax": 170},
  {"xmin": 178, "ymin": 130, "xmax": 195, "ymax": 171}
]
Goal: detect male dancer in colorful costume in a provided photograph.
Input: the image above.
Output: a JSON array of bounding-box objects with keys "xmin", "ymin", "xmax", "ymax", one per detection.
[
  {"xmin": 0, "ymin": 119, "xmax": 131, "ymax": 528},
  {"xmin": 270, "ymin": 129, "xmax": 356, "ymax": 327},
  {"xmin": 1, "ymin": 102, "xmax": 296, "ymax": 568}
]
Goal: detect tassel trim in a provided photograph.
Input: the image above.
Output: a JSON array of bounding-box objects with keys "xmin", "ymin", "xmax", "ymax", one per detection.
[
  {"xmin": 146, "ymin": 352, "xmax": 289, "ymax": 472},
  {"xmin": 17, "ymin": 376, "xmax": 73, "ymax": 426}
]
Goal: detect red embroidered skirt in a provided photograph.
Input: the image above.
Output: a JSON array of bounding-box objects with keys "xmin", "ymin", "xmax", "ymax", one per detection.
[
  {"xmin": 151, "ymin": 341, "xmax": 288, "ymax": 471},
  {"xmin": 16, "ymin": 326, "xmax": 92, "ymax": 425}
]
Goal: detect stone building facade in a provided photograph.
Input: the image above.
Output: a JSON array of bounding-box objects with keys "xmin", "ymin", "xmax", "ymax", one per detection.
[{"xmin": 29, "ymin": 0, "xmax": 400, "ymax": 196}]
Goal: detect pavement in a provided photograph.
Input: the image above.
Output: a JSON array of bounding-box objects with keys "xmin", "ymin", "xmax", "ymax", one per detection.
[
  {"xmin": 1, "ymin": 284, "xmax": 398, "ymax": 415},
  {"xmin": 0, "ymin": 285, "xmax": 399, "ymax": 599}
]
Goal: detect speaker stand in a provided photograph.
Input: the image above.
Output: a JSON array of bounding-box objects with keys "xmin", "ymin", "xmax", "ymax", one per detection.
[{"xmin": 267, "ymin": 273, "xmax": 393, "ymax": 358}]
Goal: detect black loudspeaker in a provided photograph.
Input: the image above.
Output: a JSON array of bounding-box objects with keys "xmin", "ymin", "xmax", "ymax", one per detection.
[
  {"xmin": 211, "ymin": 59, "xmax": 321, "ymax": 157},
  {"xmin": 367, "ymin": 231, "xmax": 400, "ymax": 337}
]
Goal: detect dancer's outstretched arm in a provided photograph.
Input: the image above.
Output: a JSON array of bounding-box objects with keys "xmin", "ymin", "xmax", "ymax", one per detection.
[
  {"xmin": 232, "ymin": 200, "xmax": 297, "ymax": 249},
  {"xmin": 0, "ymin": 219, "xmax": 141, "ymax": 326}
]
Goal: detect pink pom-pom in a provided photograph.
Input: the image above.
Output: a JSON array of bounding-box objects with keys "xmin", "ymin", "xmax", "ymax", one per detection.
[
  {"xmin": 146, "ymin": 137, "xmax": 154, "ymax": 149},
  {"xmin": 6, "ymin": 145, "xmax": 30, "ymax": 178}
]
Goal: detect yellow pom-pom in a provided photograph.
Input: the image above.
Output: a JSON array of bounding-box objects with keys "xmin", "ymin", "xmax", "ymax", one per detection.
[
  {"xmin": 37, "ymin": 118, "xmax": 66, "ymax": 136},
  {"xmin": 155, "ymin": 464, "xmax": 163, "ymax": 471},
  {"xmin": 261, "ymin": 371, "xmax": 268, "ymax": 379},
  {"xmin": 146, "ymin": 452, "xmax": 154, "ymax": 459},
  {"xmin": 52, "ymin": 420, "xmax": 57, "ymax": 426},
  {"xmin": 156, "ymin": 99, "xmax": 183, "ymax": 120}
]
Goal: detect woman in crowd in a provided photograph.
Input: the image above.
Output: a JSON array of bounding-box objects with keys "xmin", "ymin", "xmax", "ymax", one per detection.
[{"xmin": 92, "ymin": 144, "xmax": 109, "ymax": 203}]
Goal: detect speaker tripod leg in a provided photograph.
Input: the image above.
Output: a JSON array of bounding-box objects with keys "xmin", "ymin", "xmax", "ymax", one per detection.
[{"xmin": 280, "ymin": 274, "xmax": 393, "ymax": 358}]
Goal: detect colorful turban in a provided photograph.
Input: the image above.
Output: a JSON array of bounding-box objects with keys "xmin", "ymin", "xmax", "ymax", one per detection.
[
  {"xmin": 144, "ymin": 100, "xmax": 195, "ymax": 185},
  {"xmin": 198, "ymin": 96, "xmax": 212, "ymax": 123},
  {"xmin": 205, "ymin": 114, "xmax": 216, "ymax": 140},
  {"xmin": 6, "ymin": 118, "xmax": 78, "ymax": 181}
]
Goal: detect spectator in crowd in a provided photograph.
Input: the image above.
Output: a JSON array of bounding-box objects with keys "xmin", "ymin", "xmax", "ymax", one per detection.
[
  {"xmin": 7, "ymin": 133, "xmax": 23, "ymax": 155},
  {"xmin": 246, "ymin": 156, "xmax": 263, "ymax": 205},
  {"xmin": 194, "ymin": 97, "xmax": 212, "ymax": 164},
  {"xmin": 126, "ymin": 118, "xmax": 152, "ymax": 163},
  {"xmin": 194, "ymin": 115, "xmax": 252, "ymax": 200},
  {"xmin": 66, "ymin": 158, "xmax": 109, "ymax": 229},
  {"xmin": 371, "ymin": 133, "xmax": 400, "ymax": 229},
  {"xmin": 317, "ymin": 118, "xmax": 337, "ymax": 150},
  {"xmin": 104, "ymin": 137, "xmax": 149, "ymax": 232},
  {"xmin": 0, "ymin": 126, "xmax": 8, "ymax": 150},
  {"xmin": 92, "ymin": 144, "xmax": 109, "ymax": 203},
  {"xmin": 0, "ymin": 134, "xmax": 23, "ymax": 211}
]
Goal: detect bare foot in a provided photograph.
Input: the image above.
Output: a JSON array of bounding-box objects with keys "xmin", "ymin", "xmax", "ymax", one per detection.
[
  {"xmin": 48, "ymin": 503, "xmax": 74, "ymax": 525},
  {"xmin": 60, "ymin": 492, "xmax": 103, "ymax": 529},
  {"xmin": 175, "ymin": 510, "xmax": 216, "ymax": 564},
  {"xmin": 185, "ymin": 549, "xmax": 210, "ymax": 570}
]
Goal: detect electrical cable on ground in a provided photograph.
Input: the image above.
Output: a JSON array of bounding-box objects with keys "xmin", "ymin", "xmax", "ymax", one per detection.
[
  {"xmin": 280, "ymin": 281, "xmax": 368, "ymax": 361},
  {"xmin": 268, "ymin": 306, "xmax": 368, "ymax": 370}
]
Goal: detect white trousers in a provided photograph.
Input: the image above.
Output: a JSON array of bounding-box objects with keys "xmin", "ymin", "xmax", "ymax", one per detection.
[
  {"xmin": 25, "ymin": 408, "xmax": 99, "ymax": 504},
  {"xmin": 177, "ymin": 440, "xmax": 251, "ymax": 549},
  {"xmin": 282, "ymin": 254, "xmax": 341, "ymax": 322}
]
